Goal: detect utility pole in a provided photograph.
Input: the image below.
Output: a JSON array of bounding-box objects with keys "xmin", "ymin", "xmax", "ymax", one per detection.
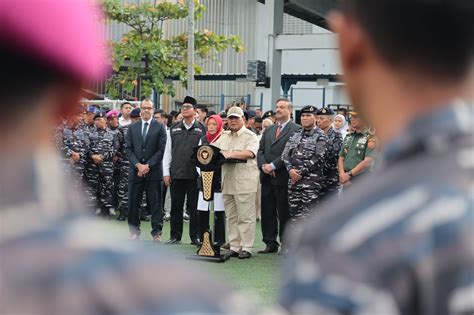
[{"xmin": 187, "ymin": 0, "xmax": 194, "ymax": 97}]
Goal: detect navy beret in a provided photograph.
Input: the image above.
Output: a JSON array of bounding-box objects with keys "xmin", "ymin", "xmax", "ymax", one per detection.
[
  {"xmin": 130, "ymin": 108, "xmax": 141, "ymax": 118},
  {"xmin": 316, "ymin": 107, "xmax": 334, "ymax": 115},
  {"xmin": 300, "ymin": 105, "xmax": 318, "ymax": 115}
]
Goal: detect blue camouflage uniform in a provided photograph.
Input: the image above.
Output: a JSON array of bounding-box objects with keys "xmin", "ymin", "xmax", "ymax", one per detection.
[
  {"xmin": 0, "ymin": 152, "xmax": 257, "ymax": 315},
  {"xmin": 321, "ymin": 126, "xmax": 343, "ymax": 200},
  {"xmin": 282, "ymin": 126, "xmax": 328, "ymax": 220},
  {"xmin": 85, "ymin": 125, "xmax": 120, "ymax": 214},
  {"xmin": 117, "ymin": 123, "xmax": 131, "ymax": 218},
  {"xmin": 59, "ymin": 124, "xmax": 90, "ymax": 189},
  {"xmin": 108, "ymin": 125, "xmax": 124, "ymax": 210},
  {"xmin": 279, "ymin": 102, "xmax": 474, "ymax": 315}
]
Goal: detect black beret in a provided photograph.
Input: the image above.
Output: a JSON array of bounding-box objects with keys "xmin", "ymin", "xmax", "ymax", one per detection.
[
  {"xmin": 300, "ymin": 105, "xmax": 318, "ymax": 115},
  {"xmin": 94, "ymin": 111, "xmax": 106, "ymax": 120},
  {"xmin": 316, "ymin": 107, "xmax": 334, "ymax": 115},
  {"xmin": 130, "ymin": 108, "xmax": 141, "ymax": 118},
  {"xmin": 245, "ymin": 110, "xmax": 257, "ymax": 119},
  {"xmin": 262, "ymin": 110, "xmax": 274, "ymax": 119},
  {"xmin": 183, "ymin": 96, "xmax": 197, "ymax": 107}
]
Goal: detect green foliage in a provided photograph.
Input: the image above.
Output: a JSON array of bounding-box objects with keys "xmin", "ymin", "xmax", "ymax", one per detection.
[{"xmin": 103, "ymin": 0, "xmax": 244, "ymax": 98}]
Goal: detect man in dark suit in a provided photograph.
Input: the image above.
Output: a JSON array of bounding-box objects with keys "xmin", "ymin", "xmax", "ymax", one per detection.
[
  {"xmin": 126, "ymin": 99, "xmax": 167, "ymax": 241},
  {"xmin": 257, "ymin": 98, "xmax": 301, "ymax": 254}
]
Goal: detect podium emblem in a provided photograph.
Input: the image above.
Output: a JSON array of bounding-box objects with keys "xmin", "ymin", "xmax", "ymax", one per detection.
[{"xmin": 197, "ymin": 145, "xmax": 214, "ymax": 165}]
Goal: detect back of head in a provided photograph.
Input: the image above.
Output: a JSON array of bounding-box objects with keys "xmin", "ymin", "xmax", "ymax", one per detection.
[{"xmin": 338, "ymin": 0, "xmax": 474, "ymax": 81}]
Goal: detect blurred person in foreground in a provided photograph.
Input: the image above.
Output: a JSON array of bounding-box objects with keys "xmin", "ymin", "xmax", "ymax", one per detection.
[
  {"xmin": 0, "ymin": 1, "xmax": 255, "ymax": 314},
  {"xmin": 279, "ymin": 0, "xmax": 474, "ymax": 314}
]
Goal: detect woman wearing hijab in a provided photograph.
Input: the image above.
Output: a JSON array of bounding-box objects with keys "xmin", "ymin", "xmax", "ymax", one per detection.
[
  {"xmin": 196, "ymin": 115, "xmax": 226, "ymax": 246},
  {"xmin": 333, "ymin": 114, "xmax": 349, "ymax": 140}
]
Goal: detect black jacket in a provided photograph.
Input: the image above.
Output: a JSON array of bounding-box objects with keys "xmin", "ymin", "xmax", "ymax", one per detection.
[
  {"xmin": 257, "ymin": 121, "xmax": 301, "ymax": 186},
  {"xmin": 169, "ymin": 120, "xmax": 206, "ymax": 179}
]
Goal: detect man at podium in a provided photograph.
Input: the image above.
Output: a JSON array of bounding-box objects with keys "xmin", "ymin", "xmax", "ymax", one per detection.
[{"xmin": 213, "ymin": 106, "xmax": 260, "ymax": 260}]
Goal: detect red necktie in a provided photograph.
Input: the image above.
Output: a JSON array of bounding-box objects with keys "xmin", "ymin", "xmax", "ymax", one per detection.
[{"xmin": 275, "ymin": 124, "xmax": 282, "ymax": 138}]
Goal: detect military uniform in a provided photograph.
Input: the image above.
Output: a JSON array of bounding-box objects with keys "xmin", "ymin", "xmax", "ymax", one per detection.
[
  {"xmin": 321, "ymin": 127, "xmax": 343, "ymax": 198},
  {"xmin": 282, "ymin": 126, "xmax": 328, "ymax": 220},
  {"xmin": 117, "ymin": 124, "xmax": 131, "ymax": 219},
  {"xmin": 340, "ymin": 128, "xmax": 377, "ymax": 172},
  {"xmin": 1, "ymin": 153, "xmax": 258, "ymax": 315},
  {"xmin": 59, "ymin": 124, "xmax": 90, "ymax": 189},
  {"xmin": 279, "ymin": 103, "xmax": 474, "ymax": 315},
  {"xmin": 317, "ymin": 107, "xmax": 344, "ymax": 200},
  {"xmin": 108, "ymin": 125, "xmax": 124, "ymax": 211},
  {"xmin": 85, "ymin": 123, "xmax": 119, "ymax": 214}
]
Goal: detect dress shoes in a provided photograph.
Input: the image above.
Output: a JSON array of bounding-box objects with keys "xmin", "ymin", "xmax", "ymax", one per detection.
[
  {"xmin": 117, "ymin": 215, "xmax": 126, "ymax": 221},
  {"xmin": 166, "ymin": 238, "xmax": 181, "ymax": 245},
  {"xmin": 257, "ymin": 246, "xmax": 278, "ymax": 254},
  {"xmin": 223, "ymin": 250, "xmax": 240, "ymax": 260},
  {"xmin": 153, "ymin": 235, "xmax": 162, "ymax": 243},
  {"xmin": 140, "ymin": 215, "xmax": 151, "ymax": 221},
  {"xmin": 221, "ymin": 243, "xmax": 230, "ymax": 250},
  {"xmin": 190, "ymin": 238, "xmax": 202, "ymax": 246},
  {"xmin": 238, "ymin": 251, "xmax": 252, "ymax": 259}
]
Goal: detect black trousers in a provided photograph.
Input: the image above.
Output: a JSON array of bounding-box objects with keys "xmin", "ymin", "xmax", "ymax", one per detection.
[
  {"xmin": 128, "ymin": 179, "xmax": 163, "ymax": 237},
  {"xmin": 198, "ymin": 210, "xmax": 225, "ymax": 246},
  {"xmin": 260, "ymin": 181, "xmax": 289, "ymax": 248},
  {"xmin": 170, "ymin": 179, "xmax": 199, "ymax": 241},
  {"xmin": 162, "ymin": 182, "xmax": 168, "ymax": 213}
]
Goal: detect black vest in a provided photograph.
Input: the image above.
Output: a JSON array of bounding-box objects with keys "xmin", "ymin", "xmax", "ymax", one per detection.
[{"xmin": 170, "ymin": 120, "xmax": 206, "ymax": 179}]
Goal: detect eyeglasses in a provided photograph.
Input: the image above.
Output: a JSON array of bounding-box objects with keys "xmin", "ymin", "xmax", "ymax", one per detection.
[
  {"xmin": 141, "ymin": 107, "xmax": 153, "ymax": 111},
  {"xmin": 181, "ymin": 105, "xmax": 194, "ymax": 110}
]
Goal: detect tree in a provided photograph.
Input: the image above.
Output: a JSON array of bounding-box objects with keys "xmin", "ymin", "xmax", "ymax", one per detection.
[{"xmin": 103, "ymin": 0, "xmax": 244, "ymax": 99}]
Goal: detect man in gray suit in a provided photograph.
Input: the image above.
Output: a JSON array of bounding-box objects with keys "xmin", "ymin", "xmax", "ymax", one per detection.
[
  {"xmin": 257, "ymin": 98, "xmax": 301, "ymax": 254},
  {"xmin": 126, "ymin": 99, "xmax": 167, "ymax": 241}
]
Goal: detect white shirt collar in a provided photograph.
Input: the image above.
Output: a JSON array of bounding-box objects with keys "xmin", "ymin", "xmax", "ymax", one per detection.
[
  {"xmin": 183, "ymin": 119, "xmax": 196, "ymax": 130},
  {"xmin": 279, "ymin": 119, "xmax": 291, "ymax": 129},
  {"xmin": 142, "ymin": 117, "xmax": 153, "ymax": 125}
]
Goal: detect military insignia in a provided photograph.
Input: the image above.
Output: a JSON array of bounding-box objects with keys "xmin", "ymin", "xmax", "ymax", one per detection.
[
  {"xmin": 321, "ymin": 108, "xmax": 326, "ymax": 113},
  {"xmin": 310, "ymin": 106, "xmax": 315, "ymax": 112},
  {"xmin": 197, "ymin": 145, "xmax": 214, "ymax": 165},
  {"xmin": 368, "ymin": 139, "xmax": 376, "ymax": 149}
]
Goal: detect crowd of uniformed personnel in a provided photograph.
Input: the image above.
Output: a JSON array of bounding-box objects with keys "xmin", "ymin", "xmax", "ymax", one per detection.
[{"xmin": 55, "ymin": 97, "xmax": 377, "ymax": 258}]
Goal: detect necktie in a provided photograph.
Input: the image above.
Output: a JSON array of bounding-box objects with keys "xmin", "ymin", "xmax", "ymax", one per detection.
[
  {"xmin": 275, "ymin": 124, "xmax": 282, "ymax": 138},
  {"xmin": 142, "ymin": 122, "xmax": 149, "ymax": 143}
]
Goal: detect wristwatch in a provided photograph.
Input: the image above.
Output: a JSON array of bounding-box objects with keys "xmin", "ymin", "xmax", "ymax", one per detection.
[{"xmin": 347, "ymin": 170, "xmax": 353, "ymax": 177}]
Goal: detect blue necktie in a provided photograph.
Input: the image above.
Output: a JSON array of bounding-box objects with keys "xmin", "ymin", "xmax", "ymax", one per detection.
[{"xmin": 142, "ymin": 122, "xmax": 149, "ymax": 143}]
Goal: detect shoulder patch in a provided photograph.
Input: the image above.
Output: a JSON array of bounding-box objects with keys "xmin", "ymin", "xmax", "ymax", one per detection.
[{"xmin": 367, "ymin": 138, "xmax": 377, "ymax": 149}]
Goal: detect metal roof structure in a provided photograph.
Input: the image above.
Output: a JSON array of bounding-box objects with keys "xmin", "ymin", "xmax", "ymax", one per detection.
[{"xmin": 259, "ymin": 0, "xmax": 337, "ymax": 29}]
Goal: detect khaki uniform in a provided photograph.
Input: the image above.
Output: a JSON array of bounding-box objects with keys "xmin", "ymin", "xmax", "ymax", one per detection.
[{"xmin": 214, "ymin": 126, "xmax": 259, "ymax": 253}]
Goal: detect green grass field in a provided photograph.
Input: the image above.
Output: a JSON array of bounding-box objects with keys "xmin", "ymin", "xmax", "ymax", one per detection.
[{"xmin": 105, "ymin": 218, "xmax": 282, "ymax": 306}]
